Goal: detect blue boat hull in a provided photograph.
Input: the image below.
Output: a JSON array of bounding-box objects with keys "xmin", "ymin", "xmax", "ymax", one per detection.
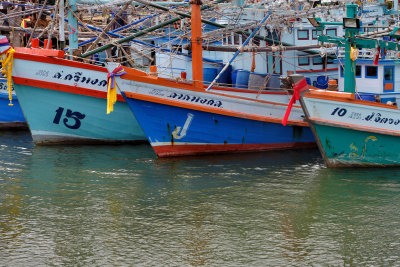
[
  {"xmin": 124, "ymin": 96, "xmax": 316, "ymax": 157},
  {"xmin": 0, "ymin": 91, "xmax": 27, "ymax": 129}
]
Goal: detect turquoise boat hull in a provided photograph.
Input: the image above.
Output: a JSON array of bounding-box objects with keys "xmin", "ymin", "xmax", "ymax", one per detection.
[
  {"xmin": 313, "ymin": 123, "xmax": 400, "ymax": 167},
  {"xmin": 301, "ymin": 90, "xmax": 400, "ymax": 167},
  {"xmin": 15, "ymin": 84, "xmax": 146, "ymax": 144}
]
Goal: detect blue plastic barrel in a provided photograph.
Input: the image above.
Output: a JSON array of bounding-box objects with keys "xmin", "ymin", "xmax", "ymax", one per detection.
[
  {"xmin": 305, "ymin": 77, "xmax": 311, "ymax": 85},
  {"xmin": 231, "ymin": 69, "xmax": 239, "ymax": 86},
  {"xmin": 316, "ymin": 75, "xmax": 329, "ymax": 89},
  {"xmin": 355, "ymin": 93, "xmax": 376, "ymax": 102},
  {"xmin": 216, "ymin": 65, "xmax": 232, "ymax": 85},
  {"xmin": 203, "ymin": 68, "xmax": 218, "ymax": 83},
  {"xmin": 235, "ymin": 70, "xmax": 250, "ymax": 89},
  {"xmin": 266, "ymin": 74, "xmax": 281, "ymax": 89}
]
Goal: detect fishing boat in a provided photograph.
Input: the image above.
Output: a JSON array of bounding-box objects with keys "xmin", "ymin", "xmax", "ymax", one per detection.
[
  {"xmin": 0, "ymin": 0, "xmax": 148, "ymax": 144},
  {"xmin": 296, "ymin": 3, "xmax": 400, "ymax": 167},
  {"xmin": 7, "ymin": 45, "xmax": 146, "ymax": 144},
  {"xmin": 111, "ymin": 1, "xmax": 315, "ymax": 157}
]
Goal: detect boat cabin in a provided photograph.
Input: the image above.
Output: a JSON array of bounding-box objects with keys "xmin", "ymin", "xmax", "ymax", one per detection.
[{"xmin": 336, "ymin": 57, "xmax": 399, "ymax": 104}]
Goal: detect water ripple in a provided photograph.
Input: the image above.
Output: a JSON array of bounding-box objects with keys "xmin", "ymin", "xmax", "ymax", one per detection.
[{"xmin": 0, "ymin": 133, "xmax": 400, "ymax": 265}]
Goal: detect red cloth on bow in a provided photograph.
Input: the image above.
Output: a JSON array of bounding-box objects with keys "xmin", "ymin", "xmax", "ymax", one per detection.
[
  {"xmin": 282, "ymin": 78, "xmax": 308, "ymax": 126},
  {"xmin": 373, "ymin": 47, "xmax": 380, "ymax": 65}
]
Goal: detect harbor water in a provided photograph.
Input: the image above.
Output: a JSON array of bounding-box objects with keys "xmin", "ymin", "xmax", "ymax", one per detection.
[{"xmin": 1, "ymin": 131, "xmax": 400, "ymax": 265}]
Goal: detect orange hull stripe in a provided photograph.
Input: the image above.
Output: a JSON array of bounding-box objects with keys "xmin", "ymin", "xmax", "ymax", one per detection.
[
  {"xmin": 12, "ymin": 77, "xmax": 125, "ymax": 102},
  {"xmin": 124, "ymin": 91, "xmax": 308, "ymax": 127}
]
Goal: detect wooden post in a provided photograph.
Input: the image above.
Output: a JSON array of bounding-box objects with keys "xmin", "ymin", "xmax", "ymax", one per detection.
[
  {"xmin": 68, "ymin": 0, "xmax": 78, "ymax": 54},
  {"xmin": 59, "ymin": 0, "xmax": 65, "ymax": 50}
]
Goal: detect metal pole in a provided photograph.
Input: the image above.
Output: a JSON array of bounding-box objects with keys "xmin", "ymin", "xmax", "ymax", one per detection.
[
  {"xmin": 26, "ymin": 0, "xmax": 48, "ymax": 47},
  {"xmin": 64, "ymin": 13, "xmax": 157, "ymax": 50},
  {"xmin": 344, "ymin": 4, "xmax": 358, "ymax": 93},
  {"xmin": 81, "ymin": 0, "xmax": 325, "ymax": 59},
  {"xmin": 206, "ymin": 10, "xmax": 272, "ymax": 91},
  {"xmin": 80, "ymin": 0, "xmax": 227, "ymax": 58}
]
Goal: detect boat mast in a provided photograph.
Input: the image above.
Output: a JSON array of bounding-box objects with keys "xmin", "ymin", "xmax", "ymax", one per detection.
[
  {"xmin": 190, "ymin": 0, "xmax": 203, "ymax": 89},
  {"xmin": 68, "ymin": 0, "xmax": 78, "ymax": 55},
  {"xmin": 59, "ymin": 0, "xmax": 65, "ymax": 50},
  {"xmin": 343, "ymin": 4, "xmax": 358, "ymax": 93}
]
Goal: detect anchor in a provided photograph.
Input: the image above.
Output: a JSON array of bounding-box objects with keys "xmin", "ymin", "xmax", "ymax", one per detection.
[{"xmin": 172, "ymin": 113, "xmax": 194, "ymax": 139}]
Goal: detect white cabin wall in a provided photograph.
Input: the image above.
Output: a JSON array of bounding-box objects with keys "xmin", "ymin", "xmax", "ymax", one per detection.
[
  {"xmin": 339, "ymin": 63, "xmax": 383, "ymax": 94},
  {"xmin": 356, "ymin": 64, "xmax": 381, "ymax": 94},
  {"xmin": 155, "ymin": 53, "xmax": 220, "ymax": 80},
  {"xmin": 394, "ymin": 65, "xmax": 400, "ymax": 93},
  {"xmin": 338, "ymin": 69, "xmax": 343, "ymax": 91}
]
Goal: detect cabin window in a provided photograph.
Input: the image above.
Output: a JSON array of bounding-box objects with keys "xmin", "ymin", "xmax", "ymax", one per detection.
[
  {"xmin": 234, "ymin": 34, "xmax": 241, "ymax": 45},
  {"xmin": 298, "ymin": 56, "xmax": 309, "ymax": 66},
  {"xmin": 339, "ymin": 65, "xmax": 360, "ymax": 77},
  {"xmin": 327, "ymin": 57, "xmax": 334, "ymax": 64},
  {"xmin": 365, "ymin": 66, "xmax": 378, "ymax": 78},
  {"xmin": 326, "ymin": 28, "xmax": 337, "ymax": 36},
  {"xmin": 383, "ymin": 66, "xmax": 395, "ymax": 92},
  {"xmin": 268, "ymin": 52, "xmax": 282, "ymax": 74},
  {"xmin": 312, "ymin": 29, "xmax": 322, "ymax": 40},
  {"xmin": 384, "ymin": 67, "xmax": 394, "ymax": 81},
  {"xmin": 313, "ymin": 56, "xmax": 323, "ymax": 65},
  {"xmin": 297, "ymin": 30, "xmax": 309, "ymax": 40},
  {"xmin": 356, "ymin": 65, "xmax": 362, "ymax": 78}
]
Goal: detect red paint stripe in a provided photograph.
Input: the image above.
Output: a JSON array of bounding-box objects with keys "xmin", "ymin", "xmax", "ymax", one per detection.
[
  {"xmin": 12, "ymin": 77, "xmax": 125, "ymax": 102},
  {"xmin": 296, "ymin": 68, "xmax": 338, "ymax": 73},
  {"xmin": 153, "ymin": 142, "xmax": 316, "ymax": 157},
  {"xmin": 14, "ymin": 52, "xmax": 107, "ymax": 72},
  {"xmin": 125, "ymin": 91, "xmax": 308, "ymax": 126}
]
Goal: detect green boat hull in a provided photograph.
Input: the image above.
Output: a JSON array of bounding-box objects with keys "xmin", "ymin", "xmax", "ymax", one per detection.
[{"xmin": 313, "ymin": 123, "xmax": 400, "ymax": 167}]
